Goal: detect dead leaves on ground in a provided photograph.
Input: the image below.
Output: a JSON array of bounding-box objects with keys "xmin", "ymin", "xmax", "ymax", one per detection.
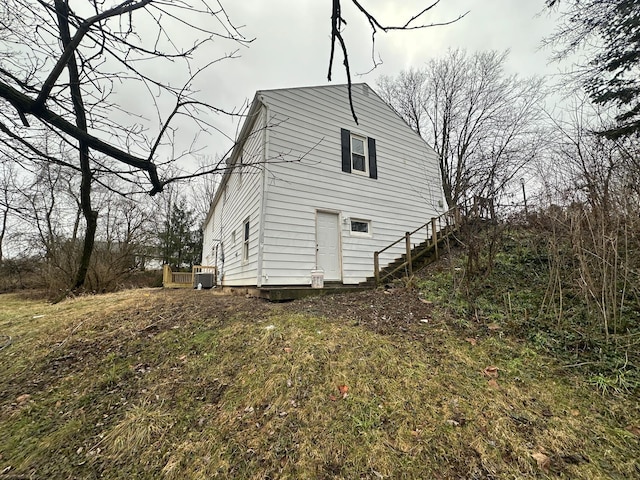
[
  {"xmin": 532, "ymin": 451, "xmax": 551, "ymax": 472},
  {"xmin": 626, "ymin": 425, "xmax": 640, "ymax": 437},
  {"xmin": 482, "ymin": 366, "xmax": 500, "ymax": 388},
  {"xmin": 330, "ymin": 384, "xmax": 349, "ymax": 401},
  {"xmin": 483, "ymin": 366, "xmax": 499, "ymax": 378},
  {"xmin": 487, "ymin": 379, "xmax": 500, "ymax": 389},
  {"xmin": 337, "ymin": 384, "xmax": 349, "ymax": 397}
]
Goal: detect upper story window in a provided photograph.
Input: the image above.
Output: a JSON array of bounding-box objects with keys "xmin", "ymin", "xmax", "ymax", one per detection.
[
  {"xmin": 340, "ymin": 128, "xmax": 377, "ymax": 179},
  {"xmin": 350, "ymin": 135, "xmax": 367, "ymax": 174}
]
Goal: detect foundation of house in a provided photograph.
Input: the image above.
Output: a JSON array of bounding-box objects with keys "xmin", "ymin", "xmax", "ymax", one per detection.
[{"xmin": 219, "ymin": 284, "xmax": 374, "ymax": 301}]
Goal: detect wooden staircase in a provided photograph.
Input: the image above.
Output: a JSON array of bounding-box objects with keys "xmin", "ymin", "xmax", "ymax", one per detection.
[{"xmin": 364, "ymin": 197, "xmax": 494, "ymax": 285}]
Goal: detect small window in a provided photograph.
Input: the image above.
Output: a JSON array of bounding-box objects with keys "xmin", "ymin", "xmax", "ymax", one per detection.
[
  {"xmin": 231, "ymin": 230, "xmax": 236, "ymax": 245},
  {"xmin": 350, "ymin": 219, "xmax": 371, "ymax": 236},
  {"xmin": 341, "ymin": 128, "xmax": 377, "ymax": 179},
  {"xmin": 351, "ymin": 135, "xmax": 368, "ymax": 174},
  {"xmin": 242, "ymin": 219, "xmax": 250, "ymax": 262}
]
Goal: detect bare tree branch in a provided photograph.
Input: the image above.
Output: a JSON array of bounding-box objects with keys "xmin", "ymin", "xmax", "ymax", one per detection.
[
  {"xmin": 328, "ymin": 0, "xmax": 467, "ymax": 123},
  {"xmin": 34, "ymin": 0, "xmax": 153, "ymax": 111},
  {"xmin": 0, "ymin": 79, "xmax": 163, "ymax": 193}
]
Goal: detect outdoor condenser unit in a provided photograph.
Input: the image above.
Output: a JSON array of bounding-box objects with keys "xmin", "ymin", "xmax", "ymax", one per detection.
[{"xmin": 194, "ymin": 272, "xmax": 215, "ymax": 289}]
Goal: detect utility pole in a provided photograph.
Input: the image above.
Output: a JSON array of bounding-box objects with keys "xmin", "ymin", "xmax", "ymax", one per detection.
[{"xmin": 520, "ymin": 178, "xmax": 528, "ymax": 216}]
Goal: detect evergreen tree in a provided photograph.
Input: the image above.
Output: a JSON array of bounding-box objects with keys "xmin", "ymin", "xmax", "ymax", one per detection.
[
  {"xmin": 548, "ymin": 0, "xmax": 640, "ymax": 138},
  {"xmin": 158, "ymin": 197, "xmax": 202, "ymax": 270}
]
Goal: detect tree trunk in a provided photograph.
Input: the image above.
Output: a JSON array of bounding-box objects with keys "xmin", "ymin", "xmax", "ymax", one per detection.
[
  {"xmin": 0, "ymin": 207, "xmax": 7, "ymax": 263},
  {"xmin": 72, "ymin": 162, "xmax": 97, "ymax": 290},
  {"xmin": 55, "ymin": 0, "xmax": 98, "ymax": 291}
]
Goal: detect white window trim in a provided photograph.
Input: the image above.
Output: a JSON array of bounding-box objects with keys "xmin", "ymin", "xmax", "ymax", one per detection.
[
  {"xmin": 350, "ymin": 133, "xmax": 369, "ymax": 176},
  {"xmin": 350, "ymin": 218, "xmax": 372, "ymax": 237}
]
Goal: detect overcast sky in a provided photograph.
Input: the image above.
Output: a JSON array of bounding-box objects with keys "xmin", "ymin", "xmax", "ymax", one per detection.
[{"xmin": 178, "ymin": 0, "xmax": 564, "ymax": 164}]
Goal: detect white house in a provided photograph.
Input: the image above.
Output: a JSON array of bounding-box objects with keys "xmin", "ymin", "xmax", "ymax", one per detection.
[{"xmin": 201, "ymin": 83, "xmax": 444, "ymax": 288}]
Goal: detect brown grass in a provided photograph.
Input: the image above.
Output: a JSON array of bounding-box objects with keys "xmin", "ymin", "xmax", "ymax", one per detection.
[{"xmin": 0, "ymin": 288, "xmax": 638, "ymax": 479}]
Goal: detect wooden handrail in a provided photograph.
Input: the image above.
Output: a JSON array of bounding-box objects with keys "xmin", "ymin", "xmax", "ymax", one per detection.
[
  {"xmin": 373, "ymin": 204, "xmax": 464, "ymax": 285},
  {"xmin": 372, "ymin": 197, "xmax": 493, "ymax": 284},
  {"xmin": 377, "ymin": 222, "xmax": 430, "ymax": 257}
]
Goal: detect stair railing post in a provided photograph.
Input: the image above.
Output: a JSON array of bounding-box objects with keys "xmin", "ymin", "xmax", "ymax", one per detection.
[
  {"xmin": 431, "ymin": 217, "xmax": 438, "ymax": 259},
  {"xmin": 374, "ymin": 251, "xmax": 380, "ymax": 285},
  {"xmin": 163, "ymin": 264, "xmax": 170, "ymax": 287},
  {"xmin": 405, "ymin": 232, "xmax": 413, "ymax": 277}
]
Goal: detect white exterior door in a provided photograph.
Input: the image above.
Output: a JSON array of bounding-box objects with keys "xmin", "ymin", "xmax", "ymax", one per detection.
[{"xmin": 316, "ymin": 211, "xmax": 341, "ymax": 281}]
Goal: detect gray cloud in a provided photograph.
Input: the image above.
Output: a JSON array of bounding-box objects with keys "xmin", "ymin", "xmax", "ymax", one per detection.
[{"xmin": 195, "ymin": 1, "xmax": 562, "ymax": 158}]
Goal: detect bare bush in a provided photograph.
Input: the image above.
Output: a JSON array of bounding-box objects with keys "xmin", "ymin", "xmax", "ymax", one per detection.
[{"xmin": 535, "ymin": 98, "xmax": 640, "ymax": 338}]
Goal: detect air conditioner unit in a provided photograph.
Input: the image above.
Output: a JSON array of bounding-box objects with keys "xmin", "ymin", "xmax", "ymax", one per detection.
[{"xmin": 194, "ymin": 272, "xmax": 215, "ymax": 289}]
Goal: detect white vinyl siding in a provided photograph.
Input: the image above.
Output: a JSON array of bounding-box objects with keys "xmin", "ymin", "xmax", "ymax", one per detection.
[
  {"xmin": 202, "ymin": 201, "xmax": 222, "ymax": 267},
  {"xmin": 202, "ymin": 83, "xmax": 443, "ymax": 287},
  {"xmin": 201, "ymin": 105, "xmax": 266, "ymax": 286},
  {"xmin": 258, "ymin": 84, "xmax": 442, "ymax": 285}
]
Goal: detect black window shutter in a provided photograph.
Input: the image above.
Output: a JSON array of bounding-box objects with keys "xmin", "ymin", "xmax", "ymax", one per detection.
[
  {"xmin": 341, "ymin": 128, "xmax": 351, "ymax": 173},
  {"xmin": 368, "ymin": 137, "xmax": 377, "ymax": 179}
]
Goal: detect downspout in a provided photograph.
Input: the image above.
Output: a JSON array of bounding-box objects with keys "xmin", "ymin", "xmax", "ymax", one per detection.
[
  {"xmin": 219, "ymin": 203, "xmax": 224, "ymax": 284},
  {"xmin": 256, "ymin": 98, "xmax": 269, "ymax": 287}
]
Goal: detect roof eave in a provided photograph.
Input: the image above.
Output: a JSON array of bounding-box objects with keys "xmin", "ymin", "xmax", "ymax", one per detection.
[{"xmin": 202, "ymin": 93, "xmax": 265, "ymax": 229}]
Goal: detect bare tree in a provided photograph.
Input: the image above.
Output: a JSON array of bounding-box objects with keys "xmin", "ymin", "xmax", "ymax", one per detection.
[
  {"xmin": 535, "ymin": 95, "xmax": 640, "ymax": 337},
  {"xmin": 87, "ymin": 192, "xmax": 155, "ymax": 291},
  {"xmin": 544, "ymin": 97, "xmax": 621, "ymax": 212},
  {"xmin": 0, "ymin": 0, "xmax": 249, "ymax": 290},
  {"xmin": 376, "ymin": 69, "xmax": 429, "ymax": 137},
  {"xmin": 0, "ymin": 0, "xmax": 463, "ymax": 292},
  {"xmin": 378, "ymin": 49, "xmax": 547, "ymax": 209},
  {"xmin": 190, "ymin": 154, "xmax": 222, "ymax": 224},
  {"xmin": 0, "ymin": 161, "xmax": 18, "ymax": 262}
]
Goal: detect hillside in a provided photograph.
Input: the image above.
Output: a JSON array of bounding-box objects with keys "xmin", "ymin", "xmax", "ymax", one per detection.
[{"xmin": 0, "ymin": 273, "xmax": 638, "ymax": 479}]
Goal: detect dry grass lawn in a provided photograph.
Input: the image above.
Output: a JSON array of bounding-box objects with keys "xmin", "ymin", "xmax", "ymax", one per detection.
[{"xmin": 0, "ymin": 288, "xmax": 638, "ymax": 479}]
